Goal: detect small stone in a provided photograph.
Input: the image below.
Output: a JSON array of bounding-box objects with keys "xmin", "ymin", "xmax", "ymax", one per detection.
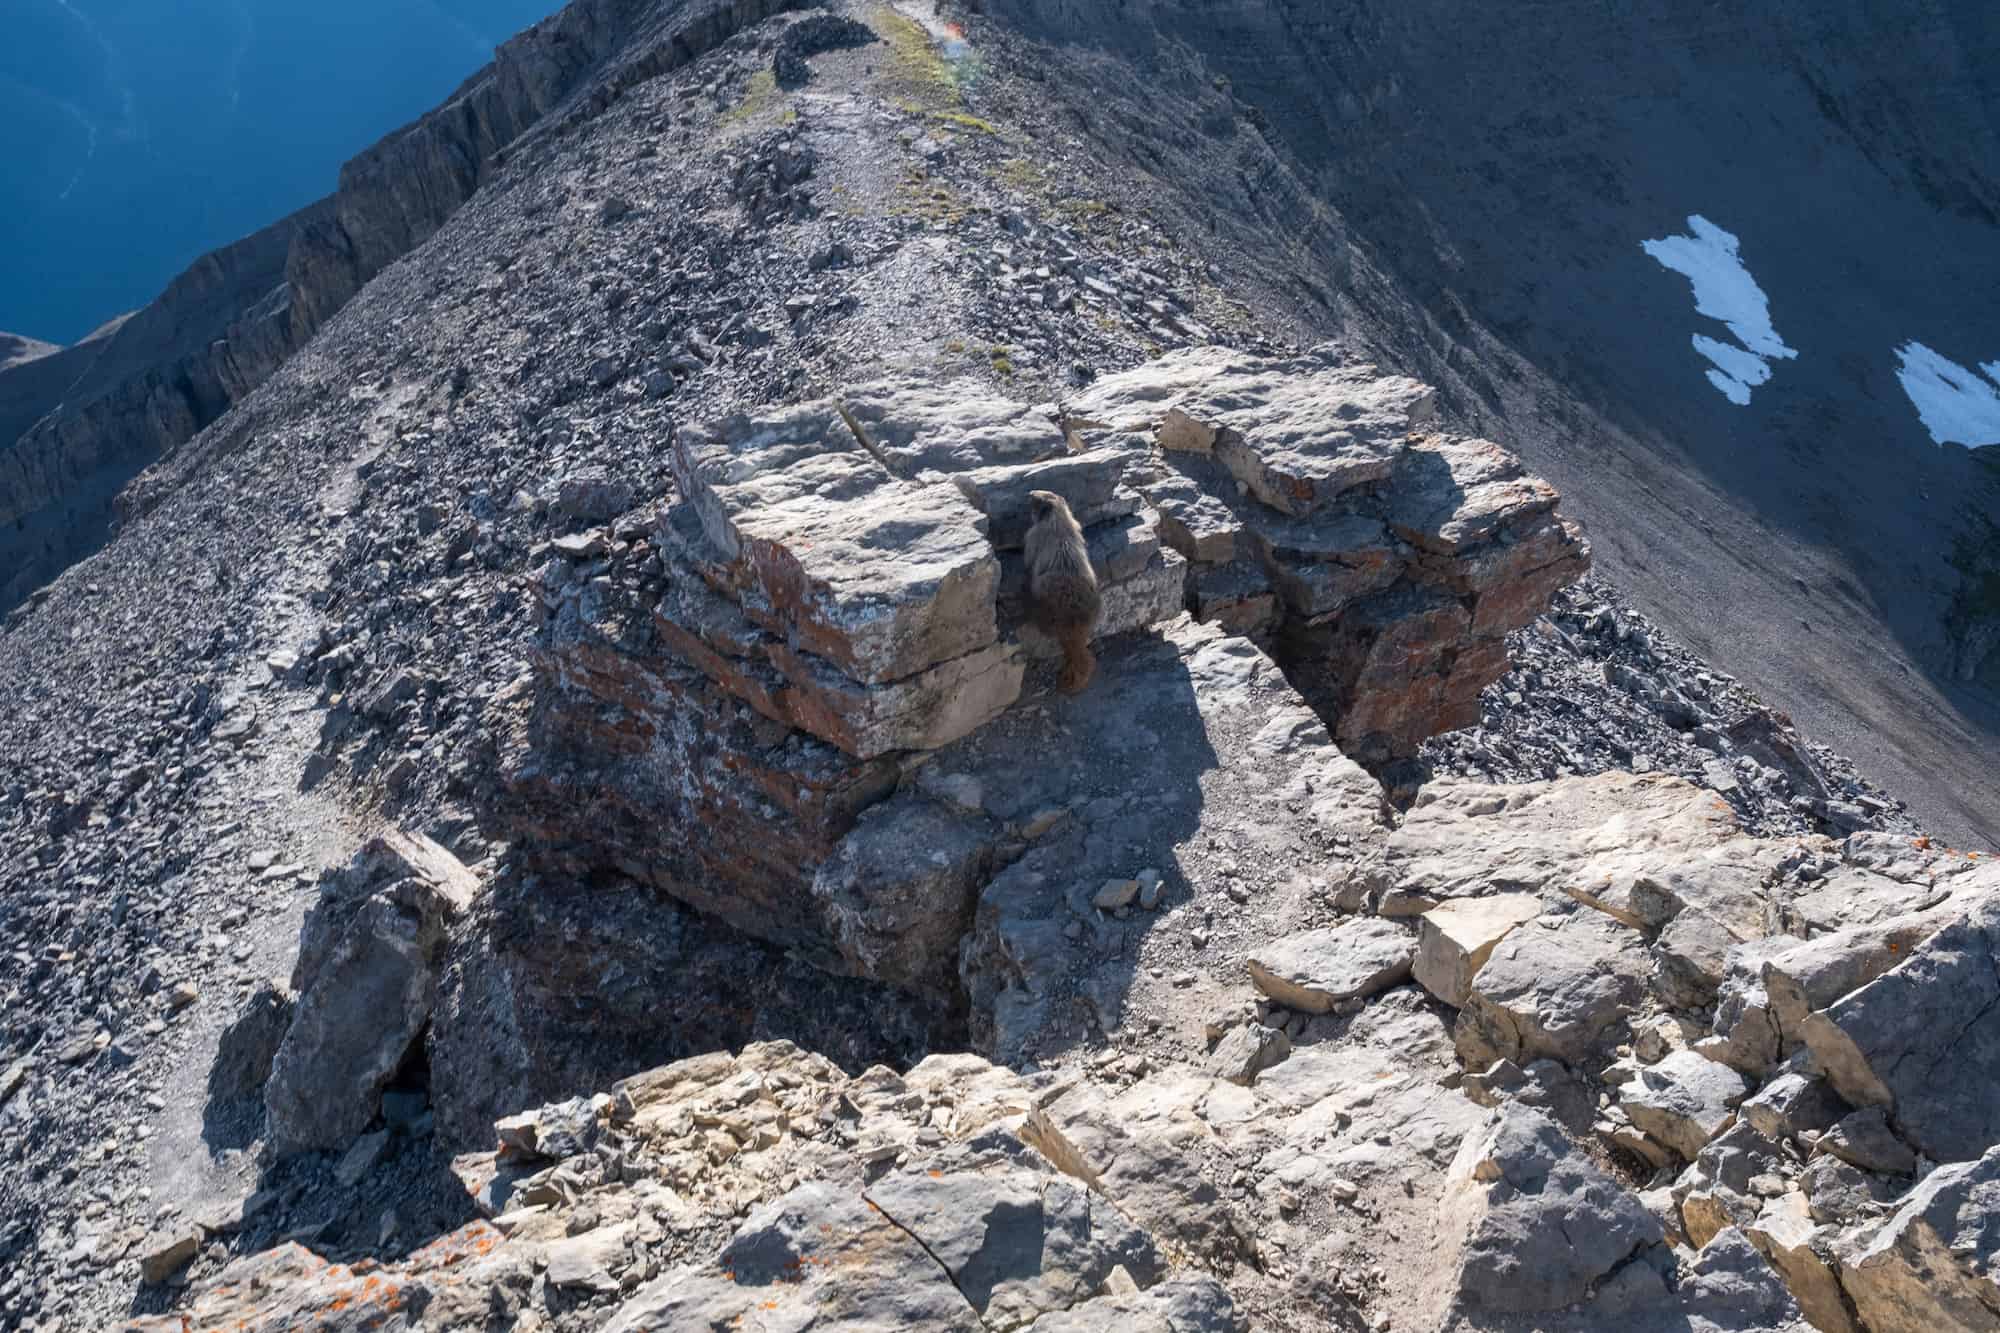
[
  {"xmin": 1018, "ymin": 807, "xmax": 1067, "ymax": 839},
  {"xmin": 1094, "ymin": 879, "xmax": 1140, "ymax": 910},
  {"xmin": 335, "ymin": 1130, "xmax": 392, "ymax": 1188},
  {"xmin": 1818, "ymin": 1106, "xmax": 1917, "ymax": 1176},
  {"xmin": 166, "ymin": 982, "xmax": 199, "ymax": 1010},
  {"xmin": 139, "ymin": 1229, "xmax": 200, "ymax": 1284},
  {"xmin": 1137, "ymin": 869, "xmax": 1165, "ymax": 910}
]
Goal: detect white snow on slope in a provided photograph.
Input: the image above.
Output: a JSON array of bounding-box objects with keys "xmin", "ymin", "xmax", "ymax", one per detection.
[
  {"xmin": 1642, "ymin": 215, "xmax": 1797, "ymax": 405},
  {"xmin": 1894, "ymin": 342, "xmax": 2000, "ymax": 448}
]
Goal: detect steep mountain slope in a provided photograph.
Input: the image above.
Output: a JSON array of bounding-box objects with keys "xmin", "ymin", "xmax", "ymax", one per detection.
[
  {"xmin": 964, "ymin": 0, "xmax": 2000, "ymax": 848},
  {"xmin": 0, "ymin": 3, "xmax": 1995, "ymax": 1331},
  {"xmin": 0, "ymin": 0, "xmax": 561, "ymax": 344},
  {"xmin": 0, "ymin": 0, "xmax": 803, "ymax": 618}
]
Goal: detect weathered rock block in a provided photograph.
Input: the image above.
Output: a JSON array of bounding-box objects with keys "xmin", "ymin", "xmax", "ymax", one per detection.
[
  {"xmin": 671, "ymin": 416, "xmax": 1004, "ymax": 685},
  {"xmin": 1455, "ymin": 910, "xmax": 1650, "ymax": 1069},
  {"xmin": 265, "ymin": 831, "xmax": 476, "ymax": 1154},
  {"xmin": 1836, "ymin": 1146, "xmax": 2000, "ymax": 1332},
  {"xmin": 1413, "ymin": 892, "xmax": 1542, "ymax": 1008},
  {"xmin": 812, "ymin": 791, "xmax": 997, "ymax": 994},
  {"xmin": 1246, "ymin": 919, "xmax": 1416, "ymax": 1013},
  {"xmin": 1440, "ymin": 1105, "xmax": 1662, "ymax": 1313},
  {"xmin": 1800, "ymin": 887, "xmax": 2000, "ymax": 1163},
  {"xmin": 1745, "ymin": 1191, "xmax": 1859, "ymax": 1333},
  {"xmin": 1618, "ymin": 1049, "xmax": 1748, "ymax": 1161},
  {"xmin": 1676, "ymin": 1122, "xmax": 1783, "ymax": 1248}
]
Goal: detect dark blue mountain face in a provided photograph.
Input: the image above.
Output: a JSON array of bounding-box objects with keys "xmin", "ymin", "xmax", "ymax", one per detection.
[{"xmin": 0, "ymin": 0, "xmax": 562, "ymax": 345}]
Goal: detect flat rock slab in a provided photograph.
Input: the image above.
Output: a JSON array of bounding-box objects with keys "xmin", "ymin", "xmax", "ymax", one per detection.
[
  {"xmin": 1069, "ymin": 344, "xmax": 1436, "ymax": 516},
  {"xmin": 1361, "ymin": 771, "xmax": 1756, "ymax": 917},
  {"xmin": 1247, "ymin": 919, "xmax": 1417, "ymax": 1013}
]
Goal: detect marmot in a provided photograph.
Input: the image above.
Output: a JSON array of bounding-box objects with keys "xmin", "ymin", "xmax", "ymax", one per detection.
[{"xmin": 1022, "ymin": 490, "xmax": 1101, "ymax": 694}]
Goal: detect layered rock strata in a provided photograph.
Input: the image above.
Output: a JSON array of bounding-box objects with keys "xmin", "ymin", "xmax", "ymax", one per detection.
[
  {"xmin": 1069, "ymin": 345, "xmax": 1591, "ymax": 764},
  {"xmin": 493, "ymin": 350, "xmax": 1586, "ymax": 1015}
]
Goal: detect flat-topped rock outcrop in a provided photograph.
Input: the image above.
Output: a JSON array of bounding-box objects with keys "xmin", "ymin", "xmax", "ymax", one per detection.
[{"xmin": 492, "ymin": 351, "xmax": 1585, "ymax": 1028}]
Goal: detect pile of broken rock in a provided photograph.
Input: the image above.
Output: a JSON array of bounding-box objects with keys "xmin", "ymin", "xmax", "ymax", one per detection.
[
  {"xmin": 143, "ymin": 785, "xmax": 2000, "ymax": 1330},
  {"xmin": 128, "ymin": 344, "xmax": 2000, "ymax": 1331}
]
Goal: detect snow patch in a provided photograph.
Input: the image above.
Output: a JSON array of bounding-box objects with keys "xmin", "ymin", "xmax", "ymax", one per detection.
[
  {"xmin": 1893, "ymin": 342, "xmax": 2000, "ymax": 449},
  {"xmin": 1642, "ymin": 215, "xmax": 1797, "ymax": 405}
]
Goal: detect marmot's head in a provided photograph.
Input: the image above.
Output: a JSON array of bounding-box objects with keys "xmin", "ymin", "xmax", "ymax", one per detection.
[{"xmin": 1028, "ymin": 490, "xmax": 1070, "ymax": 524}]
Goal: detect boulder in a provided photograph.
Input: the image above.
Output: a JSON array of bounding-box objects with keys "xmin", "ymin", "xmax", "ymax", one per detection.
[
  {"xmin": 1817, "ymin": 1106, "xmax": 1917, "ymax": 1176},
  {"xmin": 1836, "ymin": 1146, "xmax": 2000, "ymax": 1332},
  {"xmin": 1761, "ymin": 911, "xmax": 1947, "ymax": 1044},
  {"xmin": 1455, "ymin": 909, "xmax": 1650, "ymax": 1069},
  {"xmin": 1738, "ymin": 1070, "xmax": 1846, "ymax": 1144},
  {"xmin": 1618, "ymin": 1050, "xmax": 1749, "ymax": 1161},
  {"xmin": 810, "ymin": 791, "xmax": 998, "ymax": 993},
  {"xmin": 1246, "ymin": 919, "xmax": 1416, "ymax": 1013},
  {"xmin": 138, "ymin": 1229, "xmax": 201, "ymax": 1284},
  {"xmin": 1801, "ymin": 1155, "xmax": 1898, "ymax": 1226},
  {"xmin": 1412, "ymin": 892, "xmax": 1542, "ymax": 1008},
  {"xmin": 1800, "ymin": 891, "xmax": 2000, "ymax": 1163},
  {"xmin": 1203, "ymin": 1022, "xmax": 1291, "ymax": 1086},
  {"xmin": 671, "ymin": 408, "xmax": 1004, "ymax": 687},
  {"xmin": 1665, "ymin": 1228, "xmax": 1815, "ymax": 1333},
  {"xmin": 265, "ymin": 831, "xmax": 477, "ymax": 1154},
  {"xmin": 207, "ymin": 980, "xmax": 295, "ymax": 1103},
  {"xmin": 1654, "ymin": 907, "xmax": 1749, "ymax": 1008},
  {"xmin": 1676, "ymin": 1122, "xmax": 1784, "ymax": 1248},
  {"xmin": 1440, "ymin": 1105, "xmax": 1662, "ymax": 1313},
  {"xmin": 1744, "ymin": 1192, "xmax": 1858, "ymax": 1333},
  {"xmin": 1695, "ymin": 936, "xmax": 1802, "ymax": 1078}
]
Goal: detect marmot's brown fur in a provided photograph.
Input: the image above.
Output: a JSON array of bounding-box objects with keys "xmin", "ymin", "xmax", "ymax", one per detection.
[{"xmin": 1023, "ymin": 490, "xmax": 1101, "ymax": 693}]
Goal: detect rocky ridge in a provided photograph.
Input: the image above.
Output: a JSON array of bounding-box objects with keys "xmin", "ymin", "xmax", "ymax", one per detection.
[{"xmin": 0, "ymin": 3, "xmax": 1984, "ymax": 1331}]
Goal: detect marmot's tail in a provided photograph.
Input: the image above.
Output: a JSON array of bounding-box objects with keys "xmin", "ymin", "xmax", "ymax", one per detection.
[{"xmin": 1058, "ymin": 627, "xmax": 1096, "ymax": 694}]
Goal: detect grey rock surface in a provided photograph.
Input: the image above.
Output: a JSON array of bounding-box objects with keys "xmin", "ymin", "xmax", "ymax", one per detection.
[
  {"xmin": 1246, "ymin": 919, "xmax": 1416, "ymax": 1013},
  {"xmin": 1836, "ymin": 1146, "xmax": 2000, "ymax": 1333},
  {"xmin": 264, "ymin": 832, "xmax": 476, "ymax": 1153},
  {"xmin": 1619, "ymin": 1050, "xmax": 1749, "ymax": 1162},
  {"xmin": 1454, "ymin": 909, "xmax": 1650, "ymax": 1069},
  {"xmin": 1441, "ymin": 1105, "xmax": 1662, "ymax": 1313},
  {"xmin": 1801, "ymin": 880, "xmax": 2000, "ymax": 1163}
]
